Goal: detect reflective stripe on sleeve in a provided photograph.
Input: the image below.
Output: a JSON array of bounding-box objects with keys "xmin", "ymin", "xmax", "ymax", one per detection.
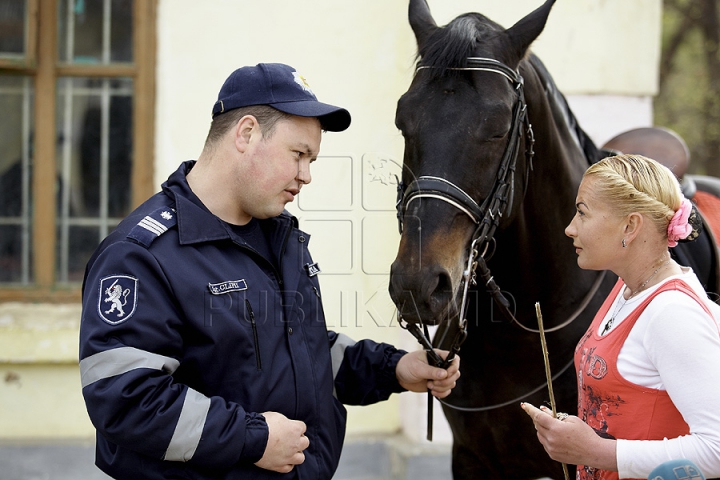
[
  {"xmin": 330, "ymin": 333, "xmax": 356, "ymax": 381},
  {"xmin": 79, "ymin": 346, "xmax": 181, "ymax": 388},
  {"xmin": 164, "ymin": 388, "xmax": 211, "ymax": 462}
]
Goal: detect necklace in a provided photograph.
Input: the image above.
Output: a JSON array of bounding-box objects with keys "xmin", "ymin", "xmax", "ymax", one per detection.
[{"xmin": 601, "ymin": 257, "xmax": 672, "ymax": 335}]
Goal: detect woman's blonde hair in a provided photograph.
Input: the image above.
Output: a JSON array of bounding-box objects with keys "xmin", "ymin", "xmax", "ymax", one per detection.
[{"xmin": 583, "ymin": 154, "xmax": 683, "ymax": 236}]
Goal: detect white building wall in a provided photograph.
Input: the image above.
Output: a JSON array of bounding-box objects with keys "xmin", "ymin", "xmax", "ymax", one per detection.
[{"xmin": 154, "ymin": 0, "xmax": 661, "ymax": 444}]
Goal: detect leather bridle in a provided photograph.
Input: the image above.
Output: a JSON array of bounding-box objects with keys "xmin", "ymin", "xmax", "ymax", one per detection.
[
  {"xmin": 396, "ymin": 56, "xmax": 534, "ymax": 369},
  {"xmin": 395, "ymin": 57, "xmax": 607, "ymax": 419}
]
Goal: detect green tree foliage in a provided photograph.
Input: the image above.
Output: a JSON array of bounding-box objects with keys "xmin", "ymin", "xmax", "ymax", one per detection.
[{"xmin": 655, "ymin": 0, "xmax": 720, "ymax": 176}]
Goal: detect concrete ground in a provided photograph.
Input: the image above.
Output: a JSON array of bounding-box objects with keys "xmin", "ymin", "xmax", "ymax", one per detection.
[{"xmin": 0, "ymin": 435, "xmax": 453, "ymax": 480}]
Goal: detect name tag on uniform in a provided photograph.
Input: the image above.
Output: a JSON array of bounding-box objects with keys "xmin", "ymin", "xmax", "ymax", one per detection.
[
  {"xmin": 304, "ymin": 262, "xmax": 321, "ymax": 277},
  {"xmin": 208, "ymin": 279, "xmax": 248, "ymax": 295}
]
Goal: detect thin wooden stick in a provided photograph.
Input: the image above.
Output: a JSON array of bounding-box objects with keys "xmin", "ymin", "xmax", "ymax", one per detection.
[{"xmin": 535, "ymin": 302, "xmax": 570, "ymax": 480}]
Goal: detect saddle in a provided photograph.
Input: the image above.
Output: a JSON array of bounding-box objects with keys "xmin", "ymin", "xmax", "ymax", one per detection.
[{"xmin": 602, "ymin": 127, "xmax": 720, "ymax": 296}]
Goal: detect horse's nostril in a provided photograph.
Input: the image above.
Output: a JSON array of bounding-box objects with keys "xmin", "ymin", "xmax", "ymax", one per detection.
[
  {"xmin": 435, "ymin": 269, "xmax": 452, "ymax": 293},
  {"xmin": 428, "ymin": 269, "xmax": 453, "ymax": 314}
]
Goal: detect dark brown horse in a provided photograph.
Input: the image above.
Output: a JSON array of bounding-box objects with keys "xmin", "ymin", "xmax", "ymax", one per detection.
[{"xmin": 389, "ymin": 1, "xmax": 719, "ymax": 478}]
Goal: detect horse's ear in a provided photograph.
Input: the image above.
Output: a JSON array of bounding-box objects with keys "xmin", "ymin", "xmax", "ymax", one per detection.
[
  {"xmin": 506, "ymin": 0, "xmax": 556, "ymax": 61},
  {"xmin": 409, "ymin": 0, "xmax": 437, "ymax": 50}
]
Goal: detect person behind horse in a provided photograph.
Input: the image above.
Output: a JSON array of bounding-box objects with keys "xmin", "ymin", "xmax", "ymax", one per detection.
[
  {"xmin": 521, "ymin": 154, "xmax": 720, "ymax": 479},
  {"xmin": 79, "ymin": 62, "xmax": 460, "ymax": 480}
]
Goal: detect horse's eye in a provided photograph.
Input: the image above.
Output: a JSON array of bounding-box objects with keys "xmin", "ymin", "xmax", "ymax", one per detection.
[{"xmin": 484, "ymin": 128, "xmax": 509, "ymax": 141}]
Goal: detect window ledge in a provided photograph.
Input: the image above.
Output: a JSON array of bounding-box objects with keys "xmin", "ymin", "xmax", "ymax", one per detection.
[
  {"xmin": 0, "ymin": 303, "xmax": 81, "ymax": 364},
  {"xmin": 0, "ymin": 288, "xmax": 82, "ymax": 303}
]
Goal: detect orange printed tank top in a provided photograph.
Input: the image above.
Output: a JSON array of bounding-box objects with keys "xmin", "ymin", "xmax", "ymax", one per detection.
[{"xmin": 574, "ymin": 278, "xmax": 712, "ymax": 480}]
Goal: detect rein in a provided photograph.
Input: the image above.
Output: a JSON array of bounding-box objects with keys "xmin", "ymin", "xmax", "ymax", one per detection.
[{"xmin": 439, "ymin": 358, "xmax": 576, "ymax": 413}]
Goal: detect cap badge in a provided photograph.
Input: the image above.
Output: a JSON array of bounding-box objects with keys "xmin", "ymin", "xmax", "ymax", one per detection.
[{"xmin": 293, "ymin": 72, "xmax": 314, "ymax": 94}]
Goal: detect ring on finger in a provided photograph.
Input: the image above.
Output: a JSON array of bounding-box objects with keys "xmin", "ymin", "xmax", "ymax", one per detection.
[{"xmin": 556, "ymin": 412, "xmax": 569, "ymax": 421}]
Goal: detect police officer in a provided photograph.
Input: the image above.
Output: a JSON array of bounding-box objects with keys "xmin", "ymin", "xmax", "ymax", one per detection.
[{"xmin": 79, "ymin": 63, "xmax": 460, "ymax": 479}]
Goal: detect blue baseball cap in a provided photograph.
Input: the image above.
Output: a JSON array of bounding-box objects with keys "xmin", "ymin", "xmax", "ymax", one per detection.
[{"xmin": 211, "ymin": 63, "xmax": 351, "ymax": 132}]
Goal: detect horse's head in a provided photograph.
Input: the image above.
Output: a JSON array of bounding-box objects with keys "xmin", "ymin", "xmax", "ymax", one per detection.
[{"xmin": 389, "ymin": 0, "xmax": 556, "ymax": 325}]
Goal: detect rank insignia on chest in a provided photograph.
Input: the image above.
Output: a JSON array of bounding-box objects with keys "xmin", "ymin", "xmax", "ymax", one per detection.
[
  {"xmin": 304, "ymin": 262, "xmax": 321, "ymax": 277},
  {"xmin": 98, "ymin": 275, "xmax": 138, "ymax": 325}
]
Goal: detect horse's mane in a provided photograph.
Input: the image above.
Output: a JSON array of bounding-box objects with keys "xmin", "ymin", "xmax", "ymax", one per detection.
[
  {"xmin": 527, "ymin": 54, "xmax": 606, "ymax": 164},
  {"xmin": 417, "ymin": 13, "xmax": 503, "ymax": 77}
]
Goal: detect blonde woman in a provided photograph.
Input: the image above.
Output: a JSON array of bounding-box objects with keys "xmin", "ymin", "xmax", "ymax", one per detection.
[{"xmin": 522, "ymin": 154, "xmax": 720, "ymax": 479}]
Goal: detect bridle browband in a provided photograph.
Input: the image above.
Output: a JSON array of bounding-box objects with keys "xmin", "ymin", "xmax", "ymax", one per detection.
[
  {"xmin": 403, "ymin": 176, "xmax": 484, "ymax": 224},
  {"xmin": 395, "ymin": 57, "xmax": 606, "ymax": 416}
]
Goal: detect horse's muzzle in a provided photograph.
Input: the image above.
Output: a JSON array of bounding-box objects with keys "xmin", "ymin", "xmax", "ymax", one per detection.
[{"xmin": 389, "ymin": 262, "xmax": 458, "ymax": 325}]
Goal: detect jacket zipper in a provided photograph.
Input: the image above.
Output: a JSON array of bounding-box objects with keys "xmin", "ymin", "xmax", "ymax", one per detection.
[
  {"xmin": 275, "ymin": 219, "xmax": 295, "ymax": 288},
  {"xmin": 245, "ymin": 299, "xmax": 262, "ymax": 372},
  {"xmin": 233, "ymin": 219, "xmax": 294, "ymax": 372}
]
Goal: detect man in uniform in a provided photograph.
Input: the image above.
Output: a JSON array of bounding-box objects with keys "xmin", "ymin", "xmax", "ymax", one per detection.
[{"xmin": 79, "ymin": 63, "xmax": 460, "ymax": 479}]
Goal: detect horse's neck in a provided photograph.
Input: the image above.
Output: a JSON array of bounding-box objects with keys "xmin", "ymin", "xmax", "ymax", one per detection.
[
  {"xmin": 512, "ymin": 59, "xmax": 589, "ymax": 224},
  {"xmin": 528, "ymin": 54, "xmax": 601, "ymax": 162},
  {"xmin": 494, "ymin": 56, "xmax": 597, "ymax": 287}
]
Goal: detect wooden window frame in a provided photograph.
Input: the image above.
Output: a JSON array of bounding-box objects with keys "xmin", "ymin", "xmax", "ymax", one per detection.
[{"xmin": 0, "ymin": 0, "xmax": 156, "ymax": 302}]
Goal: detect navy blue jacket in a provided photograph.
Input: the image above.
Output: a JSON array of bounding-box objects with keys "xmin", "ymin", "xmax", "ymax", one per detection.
[{"xmin": 79, "ymin": 161, "xmax": 406, "ymax": 479}]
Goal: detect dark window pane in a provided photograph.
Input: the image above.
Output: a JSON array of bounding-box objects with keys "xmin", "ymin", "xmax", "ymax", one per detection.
[
  {"xmin": 0, "ymin": 159, "xmax": 23, "ymax": 216},
  {"xmin": 56, "ymin": 77, "xmax": 133, "ymax": 219},
  {"xmin": 0, "ymin": 0, "xmax": 26, "ymax": 57},
  {"xmin": 0, "ymin": 225, "xmax": 30, "ymax": 283},
  {"xmin": 58, "ymin": 0, "xmax": 102, "ymax": 63},
  {"xmin": 75, "ymin": 92, "xmax": 103, "ymax": 217},
  {"xmin": 0, "ymin": 76, "xmax": 32, "ymax": 217},
  {"xmin": 111, "ymin": 0, "xmax": 132, "ymax": 63},
  {"xmin": 64, "ymin": 225, "xmax": 99, "ymax": 283},
  {"xmin": 56, "ymin": 77, "xmax": 132, "ymax": 283},
  {"xmin": 58, "ymin": 0, "xmax": 134, "ymax": 64},
  {"xmin": 77, "ymin": 85, "xmax": 134, "ymax": 218},
  {"xmin": 0, "ymin": 75, "xmax": 33, "ymax": 285}
]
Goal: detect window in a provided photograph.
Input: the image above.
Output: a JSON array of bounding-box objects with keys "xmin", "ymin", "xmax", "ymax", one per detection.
[{"xmin": 0, "ymin": 0, "xmax": 156, "ymax": 301}]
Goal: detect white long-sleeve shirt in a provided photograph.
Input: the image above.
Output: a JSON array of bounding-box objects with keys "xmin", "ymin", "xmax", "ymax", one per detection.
[{"xmin": 598, "ymin": 268, "xmax": 720, "ymax": 478}]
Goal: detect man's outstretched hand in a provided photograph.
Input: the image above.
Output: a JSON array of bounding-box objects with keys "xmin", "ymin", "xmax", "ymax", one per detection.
[{"xmin": 396, "ymin": 349, "xmax": 461, "ymax": 398}]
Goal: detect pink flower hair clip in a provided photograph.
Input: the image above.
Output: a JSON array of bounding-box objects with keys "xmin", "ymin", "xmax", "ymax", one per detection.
[{"xmin": 667, "ymin": 198, "xmax": 693, "ymax": 247}]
